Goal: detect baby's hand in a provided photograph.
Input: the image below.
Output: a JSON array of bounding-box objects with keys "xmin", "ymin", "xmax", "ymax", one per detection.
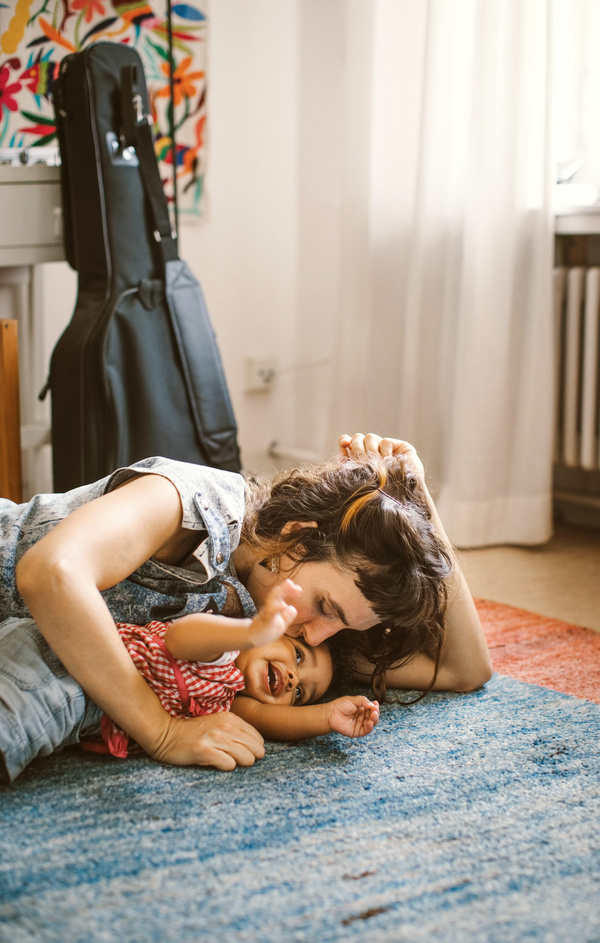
[
  {"xmin": 248, "ymin": 579, "xmax": 301, "ymax": 648},
  {"xmin": 327, "ymin": 696, "xmax": 380, "ymax": 738}
]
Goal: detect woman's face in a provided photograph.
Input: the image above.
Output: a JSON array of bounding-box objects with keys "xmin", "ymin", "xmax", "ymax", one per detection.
[{"xmin": 246, "ymin": 558, "xmax": 378, "ymax": 647}]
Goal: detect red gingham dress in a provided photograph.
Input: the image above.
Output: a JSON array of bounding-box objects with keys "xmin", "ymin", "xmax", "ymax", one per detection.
[{"xmin": 100, "ymin": 620, "xmax": 246, "ymax": 758}]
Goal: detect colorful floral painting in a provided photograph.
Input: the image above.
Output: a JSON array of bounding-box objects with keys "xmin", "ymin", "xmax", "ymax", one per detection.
[{"xmin": 0, "ymin": 1, "xmax": 208, "ymax": 219}]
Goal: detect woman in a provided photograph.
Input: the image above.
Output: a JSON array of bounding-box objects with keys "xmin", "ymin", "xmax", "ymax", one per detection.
[{"xmin": 1, "ymin": 433, "xmax": 491, "ymax": 774}]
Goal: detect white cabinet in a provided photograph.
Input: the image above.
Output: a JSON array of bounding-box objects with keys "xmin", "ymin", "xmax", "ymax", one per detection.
[{"xmin": 0, "ymin": 164, "xmax": 65, "ymax": 266}]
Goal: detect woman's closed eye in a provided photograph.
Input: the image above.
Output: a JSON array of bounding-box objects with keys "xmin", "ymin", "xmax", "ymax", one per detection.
[
  {"xmin": 318, "ymin": 598, "xmax": 333, "ymax": 619},
  {"xmin": 318, "ymin": 596, "xmax": 346, "ymax": 627}
]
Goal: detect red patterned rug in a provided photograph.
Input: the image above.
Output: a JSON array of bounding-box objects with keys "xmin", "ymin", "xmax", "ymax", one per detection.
[{"xmin": 476, "ymin": 598, "xmax": 600, "ymax": 705}]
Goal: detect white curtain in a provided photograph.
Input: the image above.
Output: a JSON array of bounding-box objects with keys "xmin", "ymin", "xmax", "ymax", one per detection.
[{"xmin": 292, "ymin": 0, "xmax": 555, "ymax": 547}]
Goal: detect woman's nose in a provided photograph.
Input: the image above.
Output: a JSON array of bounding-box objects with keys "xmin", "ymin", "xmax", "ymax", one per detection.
[
  {"xmin": 286, "ymin": 666, "xmax": 298, "ymax": 689},
  {"xmin": 301, "ymin": 620, "xmax": 337, "ymax": 647}
]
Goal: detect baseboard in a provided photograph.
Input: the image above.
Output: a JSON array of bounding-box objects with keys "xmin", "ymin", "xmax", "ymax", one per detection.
[{"xmin": 554, "ymin": 490, "xmax": 600, "ymax": 530}]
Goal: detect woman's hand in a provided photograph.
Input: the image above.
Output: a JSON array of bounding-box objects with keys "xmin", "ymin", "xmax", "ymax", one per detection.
[
  {"xmin": 338, "ymin": 433, "xmax": 425, "ymax": 482},
  {"xmin": 148, "ymin": 711, "xmax": 265, "ymax": 771},
  {"xmin": 327, "ymin": 695, "xmax": 380, "ymax": 738}
]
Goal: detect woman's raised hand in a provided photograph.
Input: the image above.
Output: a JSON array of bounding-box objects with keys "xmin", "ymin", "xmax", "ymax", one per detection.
[{"xmin": 338, "ymin": 433, "xmax": 425, "ymax": 481}]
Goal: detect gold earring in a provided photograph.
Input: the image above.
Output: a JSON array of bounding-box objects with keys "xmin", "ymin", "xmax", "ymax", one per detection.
[{"xmin": 270, "ymin": 555, "xmax": 279, "ymax": 573}]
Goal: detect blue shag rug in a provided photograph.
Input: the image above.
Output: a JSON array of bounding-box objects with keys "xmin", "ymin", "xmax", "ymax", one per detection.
[{"xmin": 1, "ymin": 673, "xmax": 599, "ymax": 943}]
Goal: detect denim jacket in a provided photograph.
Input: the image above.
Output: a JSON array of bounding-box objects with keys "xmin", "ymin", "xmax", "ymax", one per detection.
[{"xmin": 0, "ymin": 457, "xmax": 257, "ymax": 625}]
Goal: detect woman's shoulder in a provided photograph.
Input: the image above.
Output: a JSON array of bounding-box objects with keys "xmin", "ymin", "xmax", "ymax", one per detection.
[
  {"xmin": 105, "ymin": 456, "xmax": 242, "ymax": 489},
  {"xmin": 2, "ymin": 475, "xmax": 111, "ymax": 532},
  {"xmin": 104, "ymin": 457, "xmax": 247, "ymax": 531}
]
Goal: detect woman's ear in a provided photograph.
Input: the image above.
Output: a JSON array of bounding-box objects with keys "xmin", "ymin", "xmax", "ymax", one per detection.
[{"xmin": 280, "ymin": 520, "xmax": 318, "ymax": 536}]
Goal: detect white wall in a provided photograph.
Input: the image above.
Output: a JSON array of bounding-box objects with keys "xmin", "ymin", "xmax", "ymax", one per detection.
[{"xmin": 180, "ymin": 0, "xmax": 301, "ymax": 473}]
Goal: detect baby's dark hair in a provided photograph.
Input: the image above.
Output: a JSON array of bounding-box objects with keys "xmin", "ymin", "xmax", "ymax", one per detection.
[
  {"xmin": 242, "ymin": 456, "xmax": 452, "ymax": 700},
  {"xmin": 309, "ymin": 639, "xmax": 348, "ymax": 704}
]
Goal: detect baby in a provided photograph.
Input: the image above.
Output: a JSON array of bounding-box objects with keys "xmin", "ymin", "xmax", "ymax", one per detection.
[{"xmin": 98, "ymin": 579, "xmax": 380, "ymax": 757}]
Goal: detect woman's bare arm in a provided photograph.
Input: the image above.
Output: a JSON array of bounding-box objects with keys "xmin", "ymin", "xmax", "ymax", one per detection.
[
  {"xmin": 15, "ymin": 474, "xmax": 265, "ymax": 770},
  {"xmin": 350, "ymin": 565, "xmax": 491, "ymax": 692},
  {"xmin": 339, "ymin": 434, "xmax": 492, "ymax": 693}
]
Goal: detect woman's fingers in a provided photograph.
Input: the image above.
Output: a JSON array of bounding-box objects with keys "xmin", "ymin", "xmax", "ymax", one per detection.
[
  {"xmin": 376, "ymin": 437, "xmax": 398, "ymax": 457},
  {"xmin": 200, "ymin": 719, "xmax": 265, "ymax": 769},
  {"xmin": 204, "ymin": 750, "xmax": 237, "ymax": 772},
  {"xmin": 152, "ymin": 712, "xmax": 265, "ymax": 769},
  {"xmin": 363, "ymin": 433, "xmax": 382, "ymax": 454},
  {"xmin": 201, "ymin": 714, "xmax": 266, "ymax": 764},
  {"xmin": 338, "ymin": 433, "xmax": 421, "ymax": 463},
  {"xmin": 337, "ymin": 433, "xmax": 355, "ymax": 458},
  {"xmin": 338, "ymin": 433, "xmax": 374, "ymax": 458},
  {"xmin": 391, "ymin": 441, "xmax": 425, "ymax": 479},
  {"xmin": 204, "ymin": 740, "xmax": 262, "ymax": 770}
]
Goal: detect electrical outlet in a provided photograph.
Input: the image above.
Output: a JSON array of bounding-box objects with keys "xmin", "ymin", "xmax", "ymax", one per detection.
[{"xmin": 244, "ymin": 357, "xmax": 278, "ymax": 392}]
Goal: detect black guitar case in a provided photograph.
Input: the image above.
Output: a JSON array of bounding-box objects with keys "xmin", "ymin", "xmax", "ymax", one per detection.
[{"xmin": 47, "ymin": 42, "xmax": 241, "ymax": 492}]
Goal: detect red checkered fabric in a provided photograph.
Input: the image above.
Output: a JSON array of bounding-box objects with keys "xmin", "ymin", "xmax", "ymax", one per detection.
[{"xmin": 101, "ymin": 620, "xmax": 245, "ymax": 758}]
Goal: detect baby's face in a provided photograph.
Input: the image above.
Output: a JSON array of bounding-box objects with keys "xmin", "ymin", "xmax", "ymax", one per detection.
[{"xmin": 235, "ymin": 636, "xmax": 333, "ymax": 706}]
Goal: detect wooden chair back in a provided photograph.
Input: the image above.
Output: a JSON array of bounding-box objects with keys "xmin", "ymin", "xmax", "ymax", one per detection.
[{"xmin": 0, "ymin": 320, "xmax": 22, "ymax": 502}]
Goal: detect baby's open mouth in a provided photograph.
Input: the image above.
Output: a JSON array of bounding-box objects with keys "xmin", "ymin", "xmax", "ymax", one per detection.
[{"xmin": 267, "ymin": 662, "xmax": 283, "ymax": 697}]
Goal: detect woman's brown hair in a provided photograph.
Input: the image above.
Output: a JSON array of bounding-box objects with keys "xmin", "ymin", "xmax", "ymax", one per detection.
[{"xmin": 242, "ymin": 456, "xmax": 453, "ymax": 700}]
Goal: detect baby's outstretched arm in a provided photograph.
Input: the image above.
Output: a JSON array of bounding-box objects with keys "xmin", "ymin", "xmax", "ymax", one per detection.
[
  {"xmin": 231, "ymin": 695, "xmax": 379, "ymax": 741},
  {"xmin": 164, "ymin": 580, "xmax": 300, "ymax": 663}
]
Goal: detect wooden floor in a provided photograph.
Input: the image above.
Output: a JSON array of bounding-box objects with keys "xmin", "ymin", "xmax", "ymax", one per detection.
[{"xmin": 461, "ymin": 523, "xmax": 600, "ymax": 632}]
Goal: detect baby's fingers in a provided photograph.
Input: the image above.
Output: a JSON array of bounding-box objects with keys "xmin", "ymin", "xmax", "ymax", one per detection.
[
  {"xmin": 280, "ymin": 603, "xmax": 298, "ymax": 630},
  {"xmin": 355, "ymin": 696, "xmax": 379, "ymax": 712},
  {"xmin": 358, "ymin": 702, "xmax": 379, "ymax": 737},
  {"xmin": 267, "ymin": 578, "xmax": 302, "ymax": 606},
  {"xmin": 361, "ymin": 710, "xmax": 379, "ymax": 737},
  {"xmin": 249, "ymin": 583, "xmax": 299, "ymax": 646},
  {"xmin": 264, "ymin": 603, "xmax": 298, "ymax": 640}
]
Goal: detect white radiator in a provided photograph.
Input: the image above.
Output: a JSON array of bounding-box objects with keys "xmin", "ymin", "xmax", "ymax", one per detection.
[{"xmin": 554, "ymin": 266, "xmax": 600, "ymax": 470}]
